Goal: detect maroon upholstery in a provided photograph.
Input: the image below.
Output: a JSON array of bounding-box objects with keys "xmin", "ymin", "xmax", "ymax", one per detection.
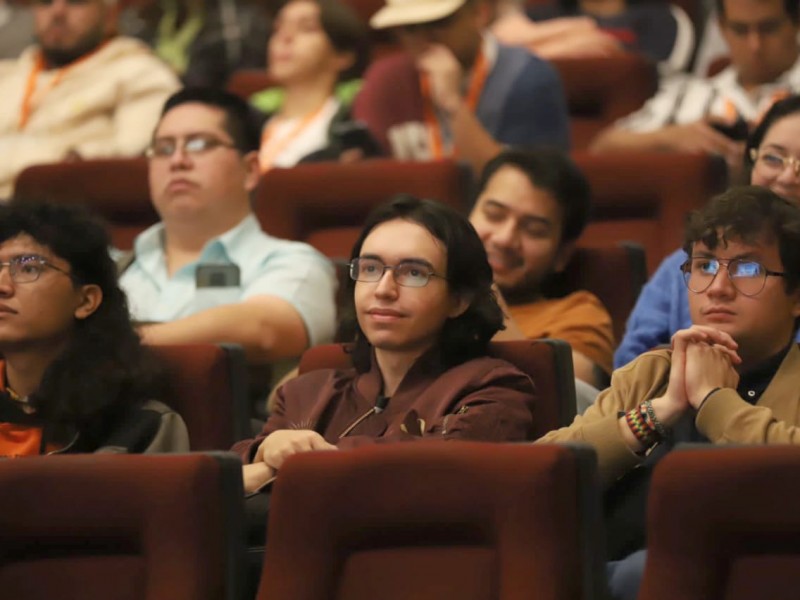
[
  {"xmin": 640, "ymin": 445, "xmax": 800, "ymax": 600},
  {"xmin": 258, "ymin": 441, "xmax": 604, "ymax": 600},
  {"xmin": 552, "ymin": 55, "xmax": 658, "ymax": 149},
  {"xmin": 298, "ymin": 339, "xmax": 576, "ymax": 438},
  {"xmin": 149, "ymin": 344, "xmax": 250, "ymax": 451},
  {"xmin": 14, "ymin": 158, "xmax": 157, "ymax": 250},
  {"xmin": 0, "ymin": 453, "xmax": 244, "ymax": 600},
  {"xmin": 563, "ymin": 244, "xmax": 647, "ymax": 344},
  {"xmin": 573, "ymin": 151, "xmax": 728, "ymax": 273},
  {"xmin": 255, "ymin": 159, "xmax": 469, "ymax": 258},
  {"xmin": 225, "ymin": 70, "xmax": 276, "ymax": 100}
]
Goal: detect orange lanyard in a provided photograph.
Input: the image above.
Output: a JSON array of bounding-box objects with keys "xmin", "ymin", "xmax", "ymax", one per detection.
[
  {"xmin": 420, "ymin": 47, "xmax": 488, "ymax": 160},
  {"xmin": 18, "ymin": 43, "xmax": 107, "ymax": 130},
  {"xmin": 259, "ymin": 100, "xmax": 330, "ymax": 172},
  {"xmin": 721, "ymin": 89, "xmax": 790, "ymax": 126}
]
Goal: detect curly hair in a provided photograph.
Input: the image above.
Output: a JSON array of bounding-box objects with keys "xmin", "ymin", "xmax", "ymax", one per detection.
[
  {"xmin": 0, "ymin": 201, "xmax": 164, "ymax": 445},
  {"xmin": 340, "ymin": 195, "xmax": 505, "ymax": 372}
]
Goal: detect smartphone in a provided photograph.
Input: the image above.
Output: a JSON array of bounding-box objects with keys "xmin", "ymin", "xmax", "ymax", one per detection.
[
  {"xmin": 710, "ymin": 118, "xmax": 750, "ymax": 142},
  {"xmin": 196, "ymin": 264, "xmax": 241, "ymax": 288}
]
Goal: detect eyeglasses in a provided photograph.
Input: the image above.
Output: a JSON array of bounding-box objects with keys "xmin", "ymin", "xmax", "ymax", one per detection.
[
  {"xmin": 145, "ymin": 133, "xmax": 237, "ymax": 159},
  {"xmin": 750, "ymin": 148, "xmax": 800, "ymax": 177},
  {"xmin": 681, "ymin": 256, "xmax": 785, "ymax": 297},
  {"xmin": 349, "ymin": 257, "xmax": 446, "ymax": 288},
  {"xmin": 0, "ymin": 255, "xmax": 71, "ymax": 284}
]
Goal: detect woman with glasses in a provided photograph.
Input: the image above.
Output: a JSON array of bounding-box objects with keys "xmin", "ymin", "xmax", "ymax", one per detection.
[
  {"xmin": 615, "ymin": 95, "xmax": 800, "ymax": 369},
  {"xmin": 0, "ymin": 201, "xmax": 189, "ymax": 457},
  {"xmin": 235, "ymin": 195, "xmax": 536, "ymax": 494}
]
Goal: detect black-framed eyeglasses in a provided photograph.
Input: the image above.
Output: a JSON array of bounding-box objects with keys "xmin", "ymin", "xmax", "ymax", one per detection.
[
  {"xmin": 0, "ymin": 255, "xmax": 71, "ymax": 284},
  {"xmin": 145, "ymin": 133, "xmax": 237, "ymax": 159},
  {"xmin": 349, "ymin": 257, "xmax": 446, "ymax": 288},
  {"xmin": 681, "ymin": 257, "xmax": 785, "ymax": 297}
]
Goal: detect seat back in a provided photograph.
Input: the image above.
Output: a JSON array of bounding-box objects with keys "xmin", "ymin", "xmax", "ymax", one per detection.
[
  {"xmin": 552, "ymin": 55, "xmax": 658, "ymax": 149},
  {"xmin": 226, "ymin": 69, "xmax": 275, "ymax": 100},
  {"xmin": 573, "ymin": 151, "xmax": 728, "ymax": 273},
  {"xmin": 150, "ymin": 344, "xmax": 250, "ymax": 451},
  {"xmin": 640, "ymin": 445, "xmax": 800, "ymax": 600},
  {"xmin": 255, "ymin": 159, "xmax": 470, "ymax": 259},
  {"xmin": 14, "ymin": 159, "xmax": 156, "ymax": 250},
  {"xmin": 258, "ymin": 441, "xmax": 604, "ymax": 600},
  {"xmin": 0, "ymin": 452, "xmax": 245, "ymax": 600},
  {"xmin": 560, "ymin": 243, "xmax": 647, "ymax": 344},
  {"xmin": 298, "ymin": 339, "xmax": 576, "ymax": 438}
]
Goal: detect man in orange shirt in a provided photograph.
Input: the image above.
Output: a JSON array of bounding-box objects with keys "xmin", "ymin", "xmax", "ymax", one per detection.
[{"xmin": 469, "ymin": 148, "xmax": 614, "ymax": 389}]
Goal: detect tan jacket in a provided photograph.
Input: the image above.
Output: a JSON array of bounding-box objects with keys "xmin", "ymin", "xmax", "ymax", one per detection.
[
  {"xmin": 0, "ymin": 36, "xmax": 179, "ymax": 198},
  {"xmin": 538, "ymin": 344, "xmax": 800, "ymax": 486}
]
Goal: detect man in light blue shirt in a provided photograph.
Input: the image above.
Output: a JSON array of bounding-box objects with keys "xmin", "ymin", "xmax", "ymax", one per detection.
[{"xmin": 120, "ymin": 88, "xmax": 337, "ymax": 363}]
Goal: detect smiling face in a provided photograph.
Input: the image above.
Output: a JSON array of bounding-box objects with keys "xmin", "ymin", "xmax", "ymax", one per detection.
[
  {"xmin": 0, "ymin": 234, "xmax": 100, "ymax": 353},
  {"xmin": 148, "ymin": 102, "xmax": 259, "ymax": 227},
  {"xmin": 750, "ymin": 112, "xmax": 800, "ymax": 203},
  {"xmin": 34, "ymin": 0, "xmax": 115, "ymax": 67},
  {"xmin": 267, "ymin": 0, "xmax": 351, "ymax": 86},
  {"xmin": 354, "ymin": 219, "xmax": 467, "ymax": 360},
  {"xmin": 688, "ymin": 235, "xmax": 800, "ymax": 363},
  {"xmin": 469, "ymin": 164, "xmax": 571, "ymax": 297}
]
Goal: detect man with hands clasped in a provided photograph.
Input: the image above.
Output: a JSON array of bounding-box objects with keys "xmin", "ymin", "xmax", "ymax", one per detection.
[{"xmin": 538, "ymin": 185, "xmax": 800, "ymax": 600}]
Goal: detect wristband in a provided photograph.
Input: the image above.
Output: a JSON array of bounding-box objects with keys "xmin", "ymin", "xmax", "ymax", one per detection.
[
  {"xmin": 697, "ymin": 387, "xmax": 722, "ymax": 412},
  {"xmin": 644, "ymin": 399, "xmax": 670, "ymax": 440}
]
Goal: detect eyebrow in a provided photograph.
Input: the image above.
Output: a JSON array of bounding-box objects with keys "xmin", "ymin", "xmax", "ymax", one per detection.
[
  {"xmin": 482, "ymin": 199, "xmax": 552, "ymax": 227},
  {"xmin": 152, "ymin": 131, "xmax": 217, "ymax": 141},
  {"xmin": 761, "ymin": 143, "xmax": 791, "ymax": 153},
  {"xmin": 359, "ymin": 254, "xmax": 436, "ymax": 270},
  {"xmin": 692, "ymin": 250, "xmax": 763, "ymax": 261}
]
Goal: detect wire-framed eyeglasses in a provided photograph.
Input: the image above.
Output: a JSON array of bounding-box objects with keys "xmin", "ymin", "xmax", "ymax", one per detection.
[
  {"xmin": 145, "ymin": 133, "xmax": 237, "ymax": 159},
  {"xmin": 0, "ymin": 255, "xmax": 71, "ymax": 284},
  {"xmin": 349, "ymin": 257, "xmax": 446, "ymax": 288},
  {"xmin": 681, "ymin": 256, "xmax": 785, "ymax": 297}
]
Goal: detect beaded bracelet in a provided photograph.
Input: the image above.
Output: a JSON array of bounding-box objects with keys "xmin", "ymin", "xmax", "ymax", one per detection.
[
  {"xmin": 625, "ymin": 406, "xmax": 657, "ymax": 447},
  {"xmin": 644, "ymin": 399, "xmax": 670, "ymax": 440}
]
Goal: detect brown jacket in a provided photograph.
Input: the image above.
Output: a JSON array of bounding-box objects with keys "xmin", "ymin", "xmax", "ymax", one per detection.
[
  {"xmin": 538, "ymin": 344, "xmax": 800, "ymax": 486},
  {"xmin": 233, "ymin": 352, "xmax": 536, "ymax": 462}
]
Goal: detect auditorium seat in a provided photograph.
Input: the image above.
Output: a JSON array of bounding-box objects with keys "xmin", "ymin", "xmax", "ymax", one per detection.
[
  {"xmin": 640, "ymin": 445, "xmax": 800, "ymax": 600},
  {"xmin": 573, "ymin": 151, "xmax": 728, "ymax": 273},
  {"xmin": 299, "ymin": 339, "xmax": 577, "ymax": 438},
  {"xmin": 0, "ymin": 452, "xmax": 245, "ymax": 600},
  {"xmin": 150, "ymin": 343, "xmax": 251, "ymax": 451},
  {"xmin": 552, "ymin": 54, "xmax": 658, "ymax": 149},
  {"xmin": 226, "ymin": 69, "xmax": 275, "ymax": 100},
  {"xmin": 257, "ymin": 441, "xmax": 605, "ymax": 600},
  {"xmin": 14, "ymin": 158, "xmax": 156, "ymax": 250},
  {"xmin": 255, "ymin": 159, "xmax": 471, "ymax": 259}
]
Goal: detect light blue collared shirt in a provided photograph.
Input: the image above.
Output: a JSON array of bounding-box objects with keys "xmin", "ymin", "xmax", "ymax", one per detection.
[{"xmin": 119, "ymin": 214, "xmax": 337, "ymax": 346}]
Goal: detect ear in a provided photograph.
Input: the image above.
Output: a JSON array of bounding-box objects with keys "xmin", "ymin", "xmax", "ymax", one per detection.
[
  {"xmin": 448, "ymin": 291, "xmax": 472, "ymax": 319},
  {"xmin": 333, "ymin": 50, "xmax": 356, "ymax": 78},
  {"xmin": 73, "ymin": 284, "xmax": 103, "ymax": 321},
  {"xmin": 242, "ymin": 151, "xmax": 262, "ymax": 193},
  {"xmin": 552, "ymin": 240, "xmax": 576, "ymax": 274},
  {"xmin": 103, "ymin": 1, "xmax": 121, "ymax": 36},
  {"xmin": 790, "ymin": 287, "xmax": 800, "ymax": 320},
  {"xmin": 474, "ymin": 0, "xmax": 492, "ymax": 29}
]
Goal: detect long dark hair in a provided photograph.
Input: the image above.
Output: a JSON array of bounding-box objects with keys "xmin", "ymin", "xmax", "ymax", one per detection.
[
  {"xmin": 341, "ymin": 195, "xmax": 504, "ymax": 372},
  {"xmin": 0, "ymin": 201, "xmax": 164, "ymax": 442}
]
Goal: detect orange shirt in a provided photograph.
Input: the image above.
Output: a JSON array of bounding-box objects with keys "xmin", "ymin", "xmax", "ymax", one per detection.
[
  {"xmin": 0, "ymin": 360, "xmax": 55, "ymax": 458},
  {"xmin": 508, "ymin": 291, "xmax": 615, "ymax": 375}
]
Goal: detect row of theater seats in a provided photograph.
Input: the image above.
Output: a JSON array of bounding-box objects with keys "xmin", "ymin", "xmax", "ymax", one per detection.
[
  {"xmin": 14, "ymin": 153, "xmax": 727, "ymax": 343},
  {"xmin": 226, "ymin": 53, "xmax": 659, "ymax": 151},
  {"xmin": 3, "ymin": 442, "xmax": 798, "ymax": 599}
]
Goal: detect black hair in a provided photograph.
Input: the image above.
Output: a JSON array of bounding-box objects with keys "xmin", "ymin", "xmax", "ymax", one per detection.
[
  {"xmin": 744, "ymin": 95, "xmax": 800, "ymax": 174},
  {"xmin": 271, "ymin": 0, "xmax": 370, "ymax": 81},
  {"xmin": 0, "ymin": 201, "xmax": 165, "ymax": 445},
  {"xmin": 475, "ymin": 148, "xmax": 592, "ymax": 245},
  {"xmin": 683, "ymin": 185, "xmax": 800, "ymax": 295},
  {"xmin": 160, "ymin": 87, "xmax": 265, "ymax": 153},
  {"xmin": 341, "ymin": 195, "xmax": 504, "ymax": 372},
  {"xmin": 716, "ymin": 0, "xmax": 799, "ymax": 22}
]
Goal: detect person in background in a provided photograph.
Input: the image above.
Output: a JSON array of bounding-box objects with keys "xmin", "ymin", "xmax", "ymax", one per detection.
[
  {"xmin": 616, "ymin": 95, "xmax": 800, "ymax": 369},
  {"xmin": 256, "ymin": 0, "xmax": 378, "ymax": 170},
  {"xmin": 0, "ymin": 0, "xmax": 34, "ymax": 59},
  {"xmin": 119, "ymin": 0, "xmax": 269, "ymax": 88},
  {"xmin": 469, "ymin": 148, "xmax": 614, "ymax": 391},
  {"xmin": 236, "ymin": 195, "xmax": 536, "ymax": 494},
  {"xmin": 0, "ymin": 201, "xmax": 189, "ymax": 457},
  {"xmin": 0, "ymin": 0, "xmax": 179, "ymax": 199}
]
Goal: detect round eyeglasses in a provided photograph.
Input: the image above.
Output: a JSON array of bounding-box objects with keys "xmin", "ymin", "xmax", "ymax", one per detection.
[
  {"xmin": 750, "ymin": 148, "xmax": 800, "ymax": 177},
  {"xmin": 0, "ymin": 255, "xmax": 71, "ymax": 284},
  {"xmin": 349, "ymin": 257, "xmax": 446, "ymax": 288},
  {"xmin": 681, "ymin": 257, "xmax": 785, "ymax": 297},
  {"xmin": 145, "ymin": 133, "xmax": 237, "ymax": 159}
]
